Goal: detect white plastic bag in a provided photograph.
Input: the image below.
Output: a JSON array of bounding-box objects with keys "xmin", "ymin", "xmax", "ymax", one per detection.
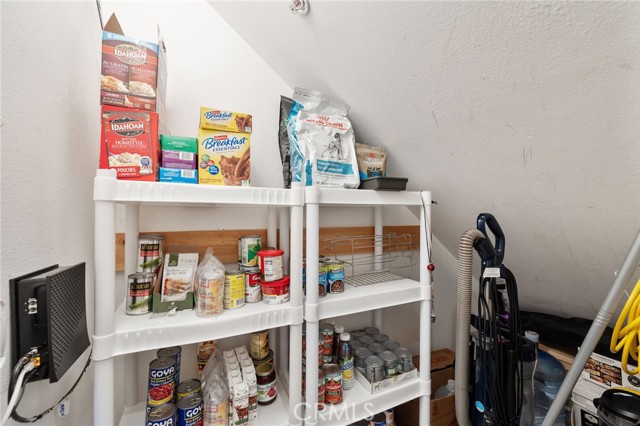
[{"xmin": 194, "ymin": 247, "xmax": 225, "ymax": 318}]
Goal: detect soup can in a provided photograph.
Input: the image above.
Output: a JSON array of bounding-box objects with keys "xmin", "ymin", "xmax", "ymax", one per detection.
[
  {"xmin": 394, "ymin": 347, "xmax": 414, "ymax": 373},
  {"xmin": 257, "ymin": 249, "xmax": 284, "ymax": 282},
  {"xmin": 242, "ymin": 266, "xmax": 262, "ymax": 303},
  {"xmin": 319, "ymin": 261, "xmax": 328, "ymax": 298},
  {"xmin": 224, "ymin": 270, "xmax": 245, "ymax": 309},
  {"xmin": 147, "ymin": 403, "xmax": 177, "ymax": 426},
  {"xmin": 322, "ymin": 364, "xmax": 343, "ymax": 405},
  {"xmin": 240, "ymin": 235, "xmax": 262, "ymax": 267},
  {"xmin": 126, "ymin": 272, "xmax": 155, "ymax": 315},
  {"xmin": 379, "ymin": 351, "xmax": 400, "ymax": 378},
  {"xmin": 325, "ymin": 260, "xmax": 345, "ymax": 293},
  {"xmin": 138, "ymin": 234, "xmax": 163, "ymax": 274}
]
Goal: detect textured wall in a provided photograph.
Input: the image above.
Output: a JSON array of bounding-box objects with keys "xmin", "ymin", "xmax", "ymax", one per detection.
[{"xmin": 210, "ymin": 1, "xmax": 640, "ymax": 329}]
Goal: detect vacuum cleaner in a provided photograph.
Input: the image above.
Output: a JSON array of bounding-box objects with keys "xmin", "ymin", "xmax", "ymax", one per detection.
[{"xmin": 455, "ymin": 213, "xmax": 524, "ymax": 426}]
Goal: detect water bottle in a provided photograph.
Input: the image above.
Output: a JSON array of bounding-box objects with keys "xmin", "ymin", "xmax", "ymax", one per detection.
[
  {"xmin": 521, "ymin": 330, "xmax": 539, "ymax": 426},
  {"xmin": 434, "ymin": 379, "xmax": 456, "ymax": 398}
]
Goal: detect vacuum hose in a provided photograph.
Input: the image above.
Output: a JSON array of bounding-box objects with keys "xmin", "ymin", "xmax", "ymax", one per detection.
[{"xmin": 455, "ymin": 229, "xmax": 487, "ymax": 426}]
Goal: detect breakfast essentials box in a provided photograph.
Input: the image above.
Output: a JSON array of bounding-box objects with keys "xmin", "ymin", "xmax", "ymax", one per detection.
[
  {"xmin": 100, "ymin": 14, "xmax": 167, "ymax": 113},
  {"xmin": 100, "ymin": 105, "xmax": 159, "ymax": 181},
  {"xmin": 199, "ymin": 107, "xmax": 252, "ymax": 134},
  {"xmin": 198, "ymin": 107, "xmax": 251, "ymax": 186}
]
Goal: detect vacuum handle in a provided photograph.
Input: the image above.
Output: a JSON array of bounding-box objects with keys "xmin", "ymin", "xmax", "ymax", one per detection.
[{"xmin": 477, "ymin": 213, "xmax": 505, "ymax": 266}]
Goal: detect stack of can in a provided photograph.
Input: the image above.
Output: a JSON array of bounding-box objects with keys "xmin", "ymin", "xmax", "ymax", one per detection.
[
  {"xmin": 238, "ymin": 235, "xmax": 263, "ymax": 303},
  {"xmin": 349, "ymin": 328, "xmax": 415, "ymax": 384},
  {"xmin": 303, "ymin": 256, "xmax": 346, "ymax": 298}
]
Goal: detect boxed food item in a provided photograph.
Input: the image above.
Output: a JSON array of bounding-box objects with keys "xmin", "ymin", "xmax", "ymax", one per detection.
[
  {"xmin": 99, "ymin": 105, "xmax": 159, "ymax": 181},
  {"xmin": 198, "ymin": 107, "xmax": 251, "ymax": 186},
  {"xmin": 199, "ymin": 107, "xmax": 252, "ymax": 133},
  {"xmin": 161, "ymin": 150, "xmax": 197, "ymax": 169},
  {"xmin": 100, "ymin": 14, "xmax": 167, "ymax": 113},
  {"xmin": 394, "ymin": 348, "xmax": 456, "ymax": 426},
  {"xmin": 160, "ymin": 135, "xmax": 198, "ymax": 153},
  {"xmin": 158, "ymin": 168, "xmax": 197, "ymax": 184},
  {"xmin": 581, "ymin": 350, "xmax": 639, "ymax": 390},
  {"xmin": 160, "ymin": 253, "xmax": 198, "ymax": 302}
]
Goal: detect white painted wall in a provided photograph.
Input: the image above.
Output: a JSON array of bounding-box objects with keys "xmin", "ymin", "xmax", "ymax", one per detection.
[{"xmin": 1, "ymin": 2, "xmax": 101, "ymax": 424}]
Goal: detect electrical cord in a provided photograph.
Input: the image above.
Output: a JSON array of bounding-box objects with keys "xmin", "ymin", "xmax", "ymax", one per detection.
[
  {"xmin": 2, "ymin": 360, "xmax": 37, "ymax": 426},
  {"xmin": 610, "ymin": 277, "xmax": 640, "ymax": 375}
]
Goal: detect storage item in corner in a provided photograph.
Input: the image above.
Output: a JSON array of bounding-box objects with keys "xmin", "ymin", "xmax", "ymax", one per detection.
[{"xmin": 100, "ymin": 105, "xmax": 159, "ymax": 181}]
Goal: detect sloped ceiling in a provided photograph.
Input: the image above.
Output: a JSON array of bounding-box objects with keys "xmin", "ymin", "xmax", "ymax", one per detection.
[{"xmin": 210, "ymin": 1, "xmax": 640, "ymax": 319}]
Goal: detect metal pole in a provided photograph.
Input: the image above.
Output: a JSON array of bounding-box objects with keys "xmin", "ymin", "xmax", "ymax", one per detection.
[{"xmin": 419, "ymin": 192, "xmax": 433, "ymax": 426}]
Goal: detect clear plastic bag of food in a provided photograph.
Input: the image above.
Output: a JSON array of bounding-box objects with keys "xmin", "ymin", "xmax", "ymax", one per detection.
[
  {"xmin": 202, "ymin": 353, "xmax": 229, "ymax": 426},
  {"xmin": 194, "ymin": 248, "xmax": 225, "ymax": 318}
]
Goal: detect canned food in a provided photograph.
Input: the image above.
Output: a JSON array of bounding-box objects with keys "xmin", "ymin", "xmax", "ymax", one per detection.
[
  {"xmin": 126, "ymin": 272, "xmax": 155, "ymax": 315},
  {"xmin": 373, "ymin": 333, "xmax": 389, "ymax": 343},
  {"xmin": 257, "ymin": 249, "xmax": 284, "ymax": 282},
  {"xmin": 355, "ymin": 347, "xmax": 373, "ymax": 370},
  {"xmin": 368, "ymin": 343, "xmax": 386, "ymax": 355},
  {"xmin": 177, "ymin": 394, "xmax": 203, "ymax": 426},
  {"xmin": 157, "ymin": 346, "xmax": 182, "ymax": 388},
  {"xmin": 147, "ymin": 403, "xmax": 177, "ymax": 426},
  {"xmin": 224, "ymin": 270, "xmax": 245, "ymax": 309},
  {"xmin": 256, "ymin": 363, "xmax": 277, "ymax": 405},
  {"xmin": 364, "ymin": 355, "xmax": 385, "ymax": 383},
  {"xmin": 385, "ymin": 408, "xmax": 395, "ymax": 426},
  {"xmin": 238, "ymin": 238, "xmax": 242, "ymax": 264},
  {"xmin": 319, "ymin": 323, "xmax": 334, "ymax": 356},
  {"xmin": 379, "ymin": 351, "xmax": 400, "ymax": 378},
  {"xmin": 177, "ymin": 379, "xmax": 201, "ymax": 401},
  {"xmin": 302, "ymin": 257, "xmax": 306, "ymax": 295},
  {"xmin": 325, "ymin": 260, "xmax": 345, "ymax": 293},
  {"xmin": 319, "ymin": 261, "xmax": 328, "ymax": 297},
  {"xmin": 261, "ymin": 276, "xmax": 290, "ymax": 305},
  {"xmin": 322, "ymin": 364, "xmax": 343, "ymax": 405},
  {"xmin": 350, "ymin": 340, "xmax": 364, "ymax": 350},
  {"xmin": 148, "ymin": 357, "xmax": 176, "ymax": 407},
  {"xmin": 369, "ymin": 412, "xmax": 386, "ymax": 426},
  {"xmin": 250, "ymin": 330, "xmax": 269, "ymax": 359},
  {"xmin": 359, "ymin": 335, "xmax": 375, "ymax": 345},
  {"xmin": 364, "ymin": 327, "xmax": 379, "ymax": 335},
  {"xmin": 350, "ymin": 330, "xmax": 366, "ymax": 340},
  {"xmin": 394, "ymin": 347, "xmax": 414, "ymax": 373},
  {"xmin": 318, "ymin": 369, "xmax": 326, "ymax": 411},
  {"xmin": 251, "ymin": 349, "xmax": 274, "ymax": 368},
  {"xmin": 383, "ymin": 341, "xmax": 400, "ymax": 351},
  {"xmin": 240, "ymin": 235, "xmax": 262, "ymax": 267},
  {"xmin": 138, "ymin": 234, "xmax": 163, "ymax": 274},
  {"xmin": 242, "ymin": 266, "xmax": 262, "ymax": 303}
]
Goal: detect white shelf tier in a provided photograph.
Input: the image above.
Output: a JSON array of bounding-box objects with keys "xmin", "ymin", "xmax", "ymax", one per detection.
[
  {"xmin": 316, "ymin": 377, "xmax": 427, "ymax": 426},
  {"xmin": 93, "ymin": 302, "xmax": 303, "ymax": 361},
  {"xmin": 94, "ymin": 169, "xmax": 303, "ymax": 206},
  {"xmin": 119, "ymin": 379, "xmax": 291, "ymax": 426},
  {"xmin": 307, "ymin": 278, "xmax": 425, "ymax": 321},
  {"xmin": 307, "ymin": 187, "xmax": 426, "ymax": 206}
]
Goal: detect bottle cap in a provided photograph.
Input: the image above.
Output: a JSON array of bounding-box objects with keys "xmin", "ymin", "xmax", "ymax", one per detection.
[
  {"xmin": 447, "ymin": 379, "xmax": 455, "ymax": 390},
  {"xmin": 340, "ymin": 332, "xmax": 350, "ymax": 341},
  {"xmin": 335, "ymin": 325, "xmax": 344, "ymax": 333},
  {"xmin": 525, "ymin": 330, "xmax": 539, "ymax": 343}
]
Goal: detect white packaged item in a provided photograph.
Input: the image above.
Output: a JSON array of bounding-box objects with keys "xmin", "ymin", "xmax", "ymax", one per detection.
[
  {"xmin": 194, "ymin": 248, "xmax": 225, "ymax": 317},
  {"xmin": 160, "ymin": 253, "xmax": 198, "ymax": 302}
]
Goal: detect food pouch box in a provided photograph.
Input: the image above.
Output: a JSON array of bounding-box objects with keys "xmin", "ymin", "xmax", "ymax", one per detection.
[
  {"xmin": 199, "ymin": 107, "xmax": 252, "ymax": 134},
  {"xmin": 197, "ymin": 128, "xmax": 250, "ymax": 186},
  {"xmin": 100, "ymin": 14, "xmax": 166, "ymax": 112},
  {"xmin": 161, "ymin": 150, "xmax": 197, "ymax": 169},
  {"xmin": 158, "ymin": 168, "xmax": 197, "ymax": 184},
  {"xmin": 100, "ymin": 105, "xmax": 158, "ymax": 181},
  {"xmin": 160, "ymin": 135, "xmax": 198, "ymax": 153}
]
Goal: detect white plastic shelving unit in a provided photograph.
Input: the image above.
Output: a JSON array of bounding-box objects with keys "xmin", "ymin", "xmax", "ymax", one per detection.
[
  {"xmin": 303, "ymin": 186, "xmax": 433, "ymax": 426},
  {"xmin": 92, "ymin": 169, "xmax": 305, "ymax": 426}
]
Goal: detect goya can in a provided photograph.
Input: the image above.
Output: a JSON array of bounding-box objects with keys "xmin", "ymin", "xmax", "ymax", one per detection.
[
  {"xmin": 224, "ymin": 270, "xmax": 245, "ymax": 309},
  {"xmin": 148, "ymin": 357, "xmax": 176, "ymax": 407},
  {"xmin": 242, "ymin": 266, "xmax": 262, "ymax": 303},
  {"xmin": 325, "ymin": 260, "xmax": 345, "ymax": 293},
  {"xmin": 322, "ymin": 364, "xmax": 343, "ymax": 405},
  {"xmin": 126, "ymin": 272, "xmax": 155, "ymax": 315},
  {"xmin": 257, "ymin": 249, "xmax": 284, "ymax": 282},
  {"xmin": 240, "ymin": 235, "xmax": 262, "ymax": 267},
  {"xmin": 157, "ymin": 347, "xmax": 182, "ymax": 389},
  {"xmin": 138, "ymin": 234, "xmax": 163, "ymax": 273},
  {"xmin": 177, "ymin": 379, "xmax": 201, "ymax": 401},
  {"xmin": 319, "ymin": 261, "xmax": 328, "ymax": 298},
  {"xmin": 177, "ymin": 394, "xmax": 203, "ymax": 426},
  {"xmin": 147, "ymin": 403, "xmax": 177, "ymax": 426}
]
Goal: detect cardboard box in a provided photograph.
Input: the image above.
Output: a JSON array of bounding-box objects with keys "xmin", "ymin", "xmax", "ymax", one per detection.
[
  {"xmin": 99, "ymin": 105, "xmax": 159, "ymax": 181},
  {"xmin": 158, "ymin": 167, "xmax": 197, "ymax": 184},
  {"xmin": 199, "ymin": 107, "xmax": 252, "ymax": 133},
  {"xmin": 354, "ymin": 365, "xmax": 418, "ymax": 394},
  {"xmin": 100, "ymin": 14, "xmax": 167, "ymax": 113},
  {"xmin": 161, "ymin": 150, "xmax": 197, "ymax": 169},
  {"xmin": 198, "ymin": 107, "xmax": 251, "ymax": 186},
  {"xmin": 581, "ymin": 350, "xmax": 640, "ymax": 390},
  {"xmin": 394, "ymin": 348, "xmax": 457, "ymax": 426},
  {"xmin": 160, "ymin": 135, "xmax": 198, "ymax": 153}
]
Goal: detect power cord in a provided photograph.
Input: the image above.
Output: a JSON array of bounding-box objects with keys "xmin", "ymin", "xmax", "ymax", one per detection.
[{"xmin": 610, "ymin": 277, "xmax": 640, "ymax": 375}]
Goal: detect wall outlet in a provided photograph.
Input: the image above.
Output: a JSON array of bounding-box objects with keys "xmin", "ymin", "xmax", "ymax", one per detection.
[{"xmin": 57, "ymin": 399, "xmax": 70, "ymax": 417}]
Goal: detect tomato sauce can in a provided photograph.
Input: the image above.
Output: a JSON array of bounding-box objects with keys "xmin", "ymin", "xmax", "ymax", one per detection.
[
  {"xmin": 126, "ymin": 272, "xmax": 155, "ymax": 315},
  {"xmin": 240, "ymin": 235, "xmax": 262, "ymax": 267},
  {"xmin": 257, "ymin": 249, "xmax": 284, "ymax": 282},
  {"xmin": 325, "ymin": 260, "xmax": 345, "ymax": 293},
  {"xmin": 157, "ymin": 346, "xmax": 182, "ymax": 389},
  {"xmin": 138, "ymin": 234, "xmax": 164, "ymax": 274},
  {"xmin": 148, "ymin": 357, "xmax": 176, "ymax": 407},
  {"xmin": 322, "ymin": 364, "xmax": 342, "ymax": 405},
  {"xmin": 147, "ymin": 403, "xmax": 177, "ymax": 426},
  {"xmin": 177, "ymin": 394, "xmax": 203, "ymax": 426},
  {"xmin": 318, "ymin": 368, "xmax": 326, "ymax": 411},
  {"xmin": 224, "ymin": 270, "xmax": 245, "ymax": 309},
  {"xmin": 241, "ymin": 266, "xmax": 262, "ymax": 303},
  {"xmin": 177, "ymin": 379, "xmax": 201, "ymax": 401}
]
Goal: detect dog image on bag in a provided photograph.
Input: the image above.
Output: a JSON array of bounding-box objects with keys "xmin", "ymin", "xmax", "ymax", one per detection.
[{"xmin": 322, "ymin": 133, "xmax": 345, "ymax": 161}]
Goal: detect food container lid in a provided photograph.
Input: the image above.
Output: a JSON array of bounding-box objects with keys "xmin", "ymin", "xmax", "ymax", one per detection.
[
  {"xmin": 359, "ymin": 336, "xmax": 375, "ymax": 345},
  {"xmin": 139, "ymin": 234, "xmax": 164, "ymax": 239},
  {"xmin": 355, "ymin": 347, "xmax": 373, "ymax": 357},
  {"xmin": 365, "ymin": 327, "xmax": 379, "ymax": 335},
  {"xmin": 157, "ymin": 347, "xmax": 181, "ymax": 357},
  {"xmin": 257, "ymin": 249, "xmax": 284, "ymax": 256},
  {"xmin": 384, "ymin": 341, "xmax": 401, "ymax": 350},
  {"xmin": 255, "ymin": 362, "xmax": 275, "ymax": 376},
  {"xmin": 251, "ymin": 349, "xmax": 274, "ymax": 364},
  {"xmin": 373, "ymin": 333, "xmax": 389, "ymax": 343},
  {"xmin": 368, "ymin": 343, "xmax": 385, "ymax": 353},
  {"xmin": 225, "ymin": 269, "xmax": 244, "ymax": 275},
  {"xmin": 147, "ymin": 403, "xmax": 176, "ymax": 419},
  {"xmin": 260, "ymin": 276, "xmax": 290, "ymax": 287},
  {"xmin": 319, "ymin": 322, "xmax": 335, "ymax": 332},
  {"xmin": 129, "ymin": 272, "xmax": 156, "ymax": 280},
  {"xmin": 324, "ymin": 259, "xmax": 345, "ymax": 266},
  {"xmin": 241, "ymin": 266, "xmax": 260, "ymax": 272},
  {"xmin": 150, "ymin": 357, "xmax": 176, "ymax": 370},
  {"xmin": 596, "ymin": 389, "xmax": 640, "ymax": 423},
  {"xmin": 394, "ymin": 347, "xmax": 413, "ymax": 357},
  {"xmin": 322, "ymin": 363, "xmax": 341, "ymax": 375},
  {"xmin": 241, "ymin": 235, "xmax": 262, "ymax": 239},
  {"xmin": 350, "ymin": 340, "xmax": 364, "ymax": 350},
  {"xmin": 364, "ymin": 355, "xmax": 384, "ymax": 368},
  {"xmin": 177, "ymin": 379, "xmax": 201, "ymax": 393},
  {"xmin": 379, "ymin": 351, "xmax": 399, "ymax": 363},
  {"xmin": 177, "ymin": 395, "xmax": 203, "ymax": 410}
]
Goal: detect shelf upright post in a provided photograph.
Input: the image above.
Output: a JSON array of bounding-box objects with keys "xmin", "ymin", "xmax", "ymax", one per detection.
[
  {"xmin": 374, "ymin": 205, "xmax": 383, "ymax": 331},
  {"xmin": 288, "ymin": 182, "xmax": 305, "ymax": 426},
  {"xmin": 305, "ymin": 185, "xmax": 321, "ymax": 426},
  {"xmin": 93, "ymin": 175, "xmax": 116, "ymax": 426},
  {"xmin": 267, "ymin": 207, "xmax": 279, "ymax": 356},
  {"xmin": 419, "ymin": 191, "xmax": 433, "ymax": 425},
  {"xmin": 278, "ymin": 208, "xmax": 291, "ymax": 399},
  {"xmin": 123, "ymin": 203, "xmax": 140, "ymax": 407}
]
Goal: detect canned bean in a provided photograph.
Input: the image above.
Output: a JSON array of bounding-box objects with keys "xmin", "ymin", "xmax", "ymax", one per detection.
[
  {"xmin": 157, "ymin": 346, "xmax": 182, "ymax": 389},
  {"xmin": 350, "ymin": 340, "xmax": 364, "ymax": 350},
  {"xmin": 147, "ymin": 403, "xmax": 177, "ymax": 426},
  {"xmin": 322, "ymin": 364, "xmax": 343, "ymax": 405},
  {"xmin": 364, "ymin": 356, "xmax": 385, "ymax": 383},
  {"xmin": 240, "ymin": 235, "xmax": 262, "ymax": 267},
  {"xmin": 325, "ymin": 260, "xmax": 345, "ymax": 293},
  {"xmin": 224, "ymin": 270, "xmax": 245, "ymax": 309},
  {"xmin": 126, "ymin": 272, "xmax": 155, "ymax": 315},
  {"xmin": 177, "ymin": 379, "xmax": 201, "ymax": 401},
  {"xmin": 242, "ymin": 266, "xmax": 262, "ymax": 303},
  {"xmin": 177, "ymin": 394, "xmax": 203, "ymax": 426},
  {"xmin": 379, "ymin": 351, "xmax": 400, "ymax": 378},
  {"xmin": 148, "ymin": 357, "xmax": 176, "ymax": 407},
  {"xmin": 350, "ymin": 330, "xmax": 366, "ymax": 340}
]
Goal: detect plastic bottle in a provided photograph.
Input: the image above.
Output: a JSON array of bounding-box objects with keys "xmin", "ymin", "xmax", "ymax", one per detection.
[
  {"xmin": 338, "ymin": 332, "xmax": 355, "ymax": 390},
  {"xmin": 332, "ymin": 325, "xmax": 344, "ymax": 362},
  {"xmin": 521, "ymin": 330, "xmax": 539, "ymax": 426},
  {"xmin": 434, "ymin": 379, "xmax": 455, "ymax": 398}
]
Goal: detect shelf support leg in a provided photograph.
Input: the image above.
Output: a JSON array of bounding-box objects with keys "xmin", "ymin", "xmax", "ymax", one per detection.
[
  {"xmin": 419, "ymin": 192, "xmax": 432, "ymax": 425},
  {"xmin": 279, "ymin": 207, "xmax": 290, "ymax": 275},
  {"xmin": 374, "ymin": 205, "xmax": 383, "ymax": 330},
  {"xmin": 289, "ymin": 197, "xmax": 304, "ymax": 425},
  {"xmin": 305, "ymin": 189, "xmax": 320, "ymax": 426},
  {"xmin": 124, "ymin": 203, "xmax": 140, "ymax": 407}
]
